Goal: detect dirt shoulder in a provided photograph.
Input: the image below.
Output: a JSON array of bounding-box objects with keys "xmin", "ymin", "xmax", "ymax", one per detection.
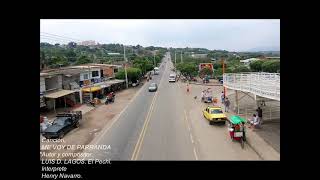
[{"xmin": 40, "ymin": 84, "xmax": 144, "ymax": 160}]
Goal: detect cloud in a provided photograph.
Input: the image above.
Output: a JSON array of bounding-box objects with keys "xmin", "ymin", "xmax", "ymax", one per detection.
[{"xmin": 40, "ymin": 19, "xmax": 280, "ymax": 52}]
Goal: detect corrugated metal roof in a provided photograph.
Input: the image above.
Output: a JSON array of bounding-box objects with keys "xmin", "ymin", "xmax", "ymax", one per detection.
[{"xmin": 44, "ymin": 90, "xmax": 75, "ymax": 99}]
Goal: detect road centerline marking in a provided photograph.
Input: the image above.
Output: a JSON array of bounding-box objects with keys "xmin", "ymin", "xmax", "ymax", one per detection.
[{"xmin": 131, "ymin": 59, "xmax": 168, "ymax": 160}]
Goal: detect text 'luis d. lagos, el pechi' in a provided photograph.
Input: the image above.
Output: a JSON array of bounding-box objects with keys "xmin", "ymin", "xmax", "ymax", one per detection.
[{"xmin": 41, "ymin": 159, "xmax": 112, "ymax": 165}]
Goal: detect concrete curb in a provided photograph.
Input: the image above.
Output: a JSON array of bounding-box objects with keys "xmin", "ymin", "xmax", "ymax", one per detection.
[{"xmin": 245, "ymin": 128, "xmax": 280, "ymax": 160}]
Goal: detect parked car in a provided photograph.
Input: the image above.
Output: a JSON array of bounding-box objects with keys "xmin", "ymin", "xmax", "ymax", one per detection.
[
  {"xmin": 42, "ymin": 111, "xmax": 82, "ymax": 139},
  {"xmin": 148, "ymin": 83, "xmax": 158, "ymax": 92},
  {"xmin": 202, "ymin": 106, "xmax": 227, "ymax": 125}
]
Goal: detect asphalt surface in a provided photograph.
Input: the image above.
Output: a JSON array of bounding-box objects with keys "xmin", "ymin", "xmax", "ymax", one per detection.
[
  {"xmin": 86, "ymin": 52, "xmax": 176, "ymax": 160},
  {"xmin": 85, "ymin": 52, "xmax": 261, "ymax": 160}
]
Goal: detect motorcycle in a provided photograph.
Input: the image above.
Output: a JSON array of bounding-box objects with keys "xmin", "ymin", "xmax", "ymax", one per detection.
[{"xmin": 105, "ymin": 92, "xmax": 115, "ymax": 104}]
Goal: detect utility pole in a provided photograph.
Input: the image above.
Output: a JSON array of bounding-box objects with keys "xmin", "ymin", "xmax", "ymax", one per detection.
[
  {"xmin": 88, "ymin": 64, "xmax": 92, "ymax": 101},
  {"xmin": 175, "ymin": 51, "xmax": 176, "ymax": 67},
  {"xmin": 181, "ymin": 51, "xmax": 183, "ymax": 63},
  {"xmin": 124, "ymin": 45, "xmax": 128, "ymax": 89},
  {"xmin": 153, "ymin": 52, "xmax": 156, "ymax": 67},
  {"xmin": 222, "ymin": 58, "xmax": 226, "ymax": 97}
]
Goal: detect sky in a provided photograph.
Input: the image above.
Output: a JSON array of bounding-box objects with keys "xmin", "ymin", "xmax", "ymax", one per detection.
[{"xmin": 40, "ymin": 19, "xmax": 280, "ymax": 52}]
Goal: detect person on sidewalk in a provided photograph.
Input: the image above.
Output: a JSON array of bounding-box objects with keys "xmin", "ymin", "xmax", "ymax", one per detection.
[
  {"xmin": 248, "ymin": 114, "xmax": 260, "ymax": 130},
  {"xmin": 224, "ymin": 97, "xmax": 230, "ymax": 112},
  {"xmin": 201, "ymin": 90, "xmax": 205, "ymax": 102},
  {"xmin": 256, "ymin": 107, "xmax": 263, "ymax": 125},
  {"xmin": 221, "ymin": 91, "xmax": 225, "ymax": 104}
]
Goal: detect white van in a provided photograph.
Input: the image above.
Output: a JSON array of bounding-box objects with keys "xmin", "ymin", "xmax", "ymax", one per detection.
[
  {"xmin": 154, "ymin": 67, "xmax": 159, "ymax": 75},
  {"xmin": 169, "ymin": 74, "xmax": 176, "ymax": 82}
]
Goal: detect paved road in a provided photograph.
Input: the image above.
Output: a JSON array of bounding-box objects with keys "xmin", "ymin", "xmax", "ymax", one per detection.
[
  {"xmin": 85, "ymin": 53, "xmax": 172, "ymax": 160},
  {"xmin": 85, "ymin": 52, "xmax": 261, "ymax": 160}
]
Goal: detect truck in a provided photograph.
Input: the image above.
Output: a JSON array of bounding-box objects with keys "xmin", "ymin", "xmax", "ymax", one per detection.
[{"xmin": 42, "ymin": 111, "xmax": 82, "ymax": 139}]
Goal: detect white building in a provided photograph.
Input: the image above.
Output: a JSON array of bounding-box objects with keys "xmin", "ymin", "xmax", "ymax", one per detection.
[
  {"xmin": 191, "ymin": 54, "xmax": 207, "ymax": 58},
  {"xmin": 240, "ymin": 58, "xmax": 260, "ymax": 66},
  {"xmin": 78, "ymin": 40, "xmax": 96, "ymax": 46}
]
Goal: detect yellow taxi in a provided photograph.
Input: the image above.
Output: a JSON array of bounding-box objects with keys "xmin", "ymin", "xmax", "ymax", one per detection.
[{"xmin": 202, "ymin": 106, "xmax": 228, "ymax": 125}]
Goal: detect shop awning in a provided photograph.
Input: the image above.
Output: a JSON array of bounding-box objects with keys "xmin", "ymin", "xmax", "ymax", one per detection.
[
  {"xmin": 44, "ymin": 90, "xmax": 75, "ymax": 99},
  {"xmin": 82, "ymin": 86, "xmax": 102, "ymax": 93}
]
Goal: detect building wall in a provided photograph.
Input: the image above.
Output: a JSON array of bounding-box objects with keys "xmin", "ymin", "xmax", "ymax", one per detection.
[
  {"xmin": 40, "ymin": 77, "xmax": 46, "ymax": 93},
  {"xmin": 45, "ymin": 75, "xmax": 62, "ymax": 91},
  {"xmin": 102, "ymin": 67, "xmax": 115, "ymax": 78},
  {"xmin": 62, "ymin": 75, "xmax": 80, "ymax": 90},
  {"xmin": 80, "ymin": 68, "xmax": 101, "ymax": 81},
  {"xmin": 45, "ymin": 99, "xmax": 55, "ymax": 109}
]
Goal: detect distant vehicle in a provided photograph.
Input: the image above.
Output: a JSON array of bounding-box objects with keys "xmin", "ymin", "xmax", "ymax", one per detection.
[
  {"xmin": 132, "ymin": 80, "xmax": 140, "ymax": 87},
  {"xmin": 169, "ymin": 74, "xmax": 176, "ymax": 82},
  {"xmin": 202, "ymin": 106, "xmax": 227, "ymax": 125},
  {"xmin": 42, "ymin": 111, "xmax": 82, "ymax": 139},
  {"xmin": 148, "ymin": 83, "xmax": 158, "ymax": 92},
  {"xmin": 154, "ymin": 67, "xmax": 160, "ymax": 75}
]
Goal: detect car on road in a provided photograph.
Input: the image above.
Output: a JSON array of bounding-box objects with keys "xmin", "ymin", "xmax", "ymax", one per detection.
[
  {"xmin": 203, "ymin": 106, "xmax": 227, "ymax": 125},
  {"xmin": 42, "ymin": 111, "xmax": 82, "ymax": 139},
  {"xmin": 169, "ymin": 73, "xmax": 176, "ymax": 82},
  {"xmin": 148, "ymin": 83, "xmax": 158, "ymax": 92}
]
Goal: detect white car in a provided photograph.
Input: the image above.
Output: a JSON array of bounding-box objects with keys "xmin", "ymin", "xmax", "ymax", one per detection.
[
  {"xmin": 148, "ymin": 83, "xmax": 158, "ymax": 92},
  {"xmin": 169, "ymin": 74, "xmax": 176, "ymax": 82}
]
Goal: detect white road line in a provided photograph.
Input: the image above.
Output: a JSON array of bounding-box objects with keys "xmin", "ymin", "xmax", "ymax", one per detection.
[
  {"xmin": 193, "ymin": 148, "xmax": 198, "ymax": 160},
  {"xmin": 190, "ymin": 134, "xmax": 194, "ymax": 144},
  {"xmin": 90, "ymin": 77, "xmax": 147, "ymax": 146},
  {"xmin": 131, "ymin": 59, "xmax": 168, "ymax": 160}
]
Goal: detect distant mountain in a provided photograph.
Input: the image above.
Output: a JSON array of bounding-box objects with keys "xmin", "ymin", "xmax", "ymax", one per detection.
[{"xmin": 247, "ymin": 46, "xmax": 280, "ymax": 52}]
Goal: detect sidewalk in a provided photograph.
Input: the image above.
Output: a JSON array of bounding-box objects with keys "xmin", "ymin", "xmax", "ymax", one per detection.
[
  {"xmin": 225, "ymin": 112, "xmax": 280, "ymax": 160},
  {"xmin": 187, "ymin": 82, "xmax": 280, "ymax": 160}
]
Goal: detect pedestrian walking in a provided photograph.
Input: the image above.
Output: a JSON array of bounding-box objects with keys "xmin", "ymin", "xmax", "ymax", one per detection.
[
  {"xmin": 221, "ymin": 91, "xmax": 225, "ymax": 104},
  {"xmin": 224, "ymin": 97, "xmax": 230, "ymax": 112}
]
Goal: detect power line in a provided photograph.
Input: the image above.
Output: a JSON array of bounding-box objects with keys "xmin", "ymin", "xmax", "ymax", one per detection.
[
  {"xmin": 40, "ymin": 36, "xmax": 75, "ymax": 44},
  {"xmin": 40, "ymin": 35, "xmax": 81, "ymax": 44},
  {"xmin": 40, "ymin": 34, "xmax": 80, "ymax": 42},
  {"xmin": 41, "ymin": 32, "xmax": 82, "ymax": 42}
]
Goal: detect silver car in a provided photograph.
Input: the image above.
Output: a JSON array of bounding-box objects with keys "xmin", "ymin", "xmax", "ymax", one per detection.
[{"xmin": 148, "ymin": 83, "xmax": 158, "ymax": 92}]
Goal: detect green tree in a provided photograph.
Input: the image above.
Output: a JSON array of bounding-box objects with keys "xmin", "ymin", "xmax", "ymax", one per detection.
[
  {"xmin": 250, "ymin": 60, "xmax": 264, "ymax": 72},
  {"xmin": 176, "ymin": 63, "xmax": 198, "ymax": 77},
  {"xmin": 199, "ymin": 67, "xmax": 213, "ymax": 77},
  {"xmin": 234, "ymin": 66, "xmax": 250, "ymax": 73},
  {"xmin": 261, "ymin": 60, "xmax": 280, "ymax": 73},
  {"xmin": 76, "ymin": 55, "xmax": 91, "ymax": 65},
  {"xmin": 115, "ymin": 67, "xmax": 142, "ymax": 82}
]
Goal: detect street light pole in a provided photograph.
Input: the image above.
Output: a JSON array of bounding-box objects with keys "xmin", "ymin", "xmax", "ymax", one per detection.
[
  {"xmin": 222, "ymin": 58, "xmax": 226, "ymax": 97},
  {"xmin": 88, "ymin": 65, "xmax": 92, "ymax": 101},
  {"xmin": 124, "ymin": 45, "xmax": 128, "ymax": 89},
  {"xmin": 153, "ymin": 52, "xmax": 156, "ymax": 67},
  {"xmin": 175, "ymin": 51, "xmax": 176, "ymax": 67}
]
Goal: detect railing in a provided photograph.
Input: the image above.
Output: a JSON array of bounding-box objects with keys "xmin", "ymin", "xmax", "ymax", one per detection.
[
  {"xmin": 240, "ymin": 106, "xmax": 280, "ymax": 123},
  {"xmin": 223, "ymin": 72, "xmax": 280, "ymax": 101}
]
